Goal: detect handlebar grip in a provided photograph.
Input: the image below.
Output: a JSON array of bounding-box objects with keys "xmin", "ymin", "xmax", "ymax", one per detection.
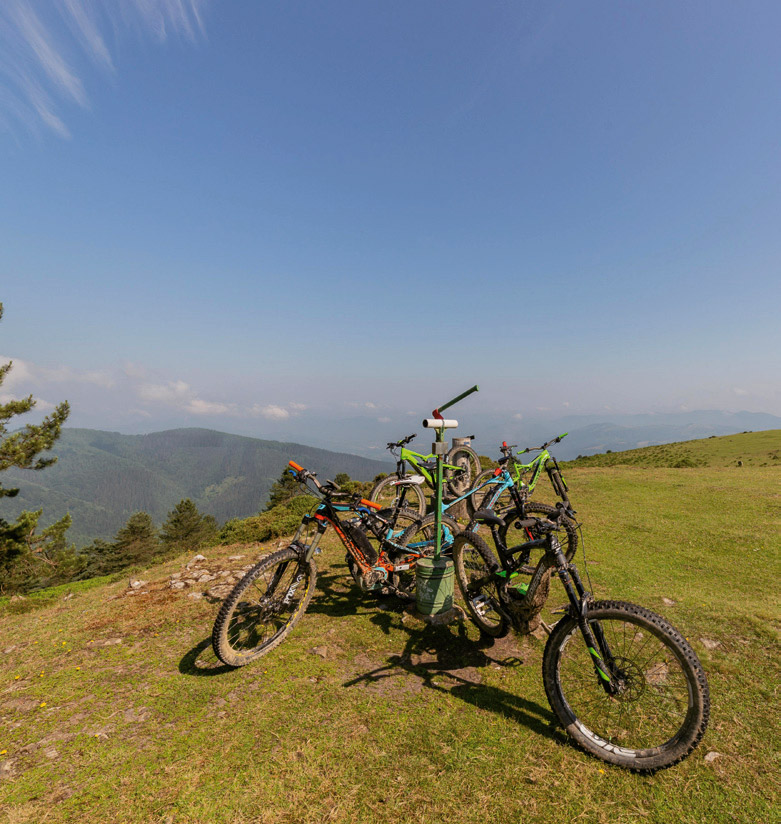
[
  {"xmin": 360, "ymin": 498, "xmax": 382, "ymax": 510},
  {"xmin": 288, "ymin": 460, "xmax": 304, "ymax": 472}
]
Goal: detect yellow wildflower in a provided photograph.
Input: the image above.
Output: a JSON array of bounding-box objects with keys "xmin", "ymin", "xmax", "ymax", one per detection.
[
  {"xmin": 14, "ymin": 675, "xmax": 20, "ymax": 680},
  {"xmin": 0, "ymin": 749, "xmax": 6, "ymax": 755},
  {"xmin": 39, "ymin": 702, "xmax": 47, "ymax": 708}
]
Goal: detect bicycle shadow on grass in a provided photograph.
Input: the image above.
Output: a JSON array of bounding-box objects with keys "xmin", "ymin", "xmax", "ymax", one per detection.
[
  {"xmin": 343, "ymin": 618, "xmax": 562, "ymax": 744},
  {"xmin": 178, "ymin": 637, "xmax": 236, "ymax": 677},
  {"xmin": 305, "ymin": 570, "xmax": 406, "ymax": 622}
]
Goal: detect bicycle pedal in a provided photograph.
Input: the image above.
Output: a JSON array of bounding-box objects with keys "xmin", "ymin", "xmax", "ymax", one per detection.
[{"xmin": 470, "ymin": 594, "xmax": 491, "ymax": 616}]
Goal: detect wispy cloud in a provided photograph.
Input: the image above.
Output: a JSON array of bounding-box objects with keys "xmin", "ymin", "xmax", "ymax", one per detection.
[
  {"xmin": 0, "ymin": 354, "xmax": 115, "ymax": 389},
  {"xmin": 251, "ymin": 404, "xmax": 290, "ymax": 421},
  {"xmin": 2, "ymin": 354, "xmax": 306, "ymax": 423},
  {"xmin": 0, "ymin": 0, "xmax": 208, "ymax": 137}
]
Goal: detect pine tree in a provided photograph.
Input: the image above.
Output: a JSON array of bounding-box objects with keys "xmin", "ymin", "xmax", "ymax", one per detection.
[
  {"xmin": 109, "ymin": 512, "xmax": 160, "ymax": 571},
  {"xmin": 0, "ymin": 301, "xmax": 71, "ymax": 593},
  {"xmin": 264, "ymin": 468, "xmax": 303, "ymax": 510},
  {"xmin": 160, "ymin": 499, "xmax": 218, "ymax": 553}
]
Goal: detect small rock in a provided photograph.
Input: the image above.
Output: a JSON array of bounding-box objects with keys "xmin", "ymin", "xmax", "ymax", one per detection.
[
  {"xmin": 219, "ymin": 570, "xmax": 231, "ymax": 578},
  {"xmin": 187, "ymin": 554, "xmax": 207, "ymax": 568},
  {"xmin": 98, "ymin": 638, "xmax": 123, "ymax": 647},
  {"xmin": 309, "ymin": 646, "xmax": 328, "ymax": 659},
  {"xmin": 704, "ymin": 751, "xmax": 721, "ymax": 763},
  {"xmin": 662, "ymin": 597, "xmax": 676, "ymax": 606},
  {"xmin": 197, "ymin": 573, "xmax": 217, "ymax": 583},
  {"xmin": 3, "ymin": 646, "xmax": 17, "ymax": 654},
  {"xmin": 63, "ymin": 593, "xmax": 74, "ymax": 601},
  {"xmin": 129, "ymin": 580, "xmax": 147, "ymax": 590},
  {"xmin": 207, "ymin": 585, "xmax": 233, "ymax": 599},
  {"xmin": 170, "ymin": 572, "xmax": 182, "ymax": 580},
  {"xmin": 44, "ymin": 747, "xmax": 59, "ymax": 760},
  {"xmin": 170, "ymin": 581, "xmax": 186, "ymax": 590},
  {"xmin": 228, "ymin": 555, "xmax": 245, "ymax": 560},
  {"xmin": 9, "ymin": 595, "xmax": 25, "ymax": 603},
  {"xmin": 187, "ymin": 592, "xmax": 203, "ymax": 600},
  {"xmin": 700, "ymin": 638, "xmax": 721, "ymax": 650}
]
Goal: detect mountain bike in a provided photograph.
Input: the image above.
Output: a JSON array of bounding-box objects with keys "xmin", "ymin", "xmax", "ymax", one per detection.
[
  {"xmin": 369, "ymin": 433, "xmax": 481, "ymax": 516},
  {"xmin": 465, "ymin": 434, "xmax": 569, "ymax": 516},
  {"xmin": 452, "ymin": 507, "xmax": 710, "ymax": 771},
  {"xmin": 212, "ymin": 461, "xmax": 445, "ymax": 667}
]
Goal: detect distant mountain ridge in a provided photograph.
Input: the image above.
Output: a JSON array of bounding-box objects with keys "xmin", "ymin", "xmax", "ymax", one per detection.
[{"xmin": 1, "ymin": 428, "xmax": 392, "ymax": 545}]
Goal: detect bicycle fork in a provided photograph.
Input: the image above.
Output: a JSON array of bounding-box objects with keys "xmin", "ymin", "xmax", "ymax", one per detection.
[{"xmin": 550, "ymin": 539, "xmax": 619, "ymax": 696}]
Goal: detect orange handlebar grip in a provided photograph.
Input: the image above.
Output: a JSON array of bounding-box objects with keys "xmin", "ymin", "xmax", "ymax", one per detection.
[
  {"xmin": 288, "ymin": 460, "xmax": 304, "ymax": 472},
  {"xmin": 360, "ymin": 498, "xmax": 382, "ymax": 510}
]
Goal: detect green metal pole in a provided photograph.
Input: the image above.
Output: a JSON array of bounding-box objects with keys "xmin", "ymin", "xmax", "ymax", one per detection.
[{"xmin": 434, "ymin": 425, "xmax": 444, "ymax": 559}]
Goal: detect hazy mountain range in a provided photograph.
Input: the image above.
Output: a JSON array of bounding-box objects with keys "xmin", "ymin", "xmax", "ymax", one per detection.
[
  {"xmin": 2, "ymin": 428, "xmax": 391, "ymax": 546},
  {"xmin": 3, "ymin": 410, "xmax": 779, "ymax": 546},
  {"xmin": 245, "ymin": 408, "xmax": 781, "ymax": 460}
]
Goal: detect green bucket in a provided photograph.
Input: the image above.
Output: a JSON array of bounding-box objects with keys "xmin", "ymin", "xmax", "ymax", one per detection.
[{"xmin": 416, "ymin": 557, "xmax": 454, "ymax": 615}]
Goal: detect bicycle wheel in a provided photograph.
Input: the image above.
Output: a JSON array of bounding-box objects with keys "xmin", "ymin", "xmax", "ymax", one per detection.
[
  {"xmin": 392, "ymin": 513, "xmax": 460, "ymax": 598},
  {"xmin": 369, "ymin": 474, "xmax": 426, "ymax": 517},
  {"xmin": 542, "ymin": 600, "xmax": 710, "ymax": 771},
  {"xmin": 497, "ymin": 502, "xmax": 578, "ymax": 570},
  {"xmin": 452, "ymin": 531, "xmax": 510, "ymax": 637},
  {"xmin": 212, "ymin": 547, "xmax": 316, "ymax": 667},
  {"xmin": 445, "ymin": 444, "xmax": 480, "ymax": 496}
]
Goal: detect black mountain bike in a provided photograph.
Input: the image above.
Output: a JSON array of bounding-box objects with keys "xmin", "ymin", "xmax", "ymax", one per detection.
[
  {"xmin": 452, "ymin": 505, "xmax": 710, "ymax": 771},
  {"xmin": 212, "ymin": 462, "xmax": 436, "ymax": 667}
]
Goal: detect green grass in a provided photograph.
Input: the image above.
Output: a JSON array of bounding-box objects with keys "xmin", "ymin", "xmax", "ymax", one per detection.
[
  {"xmin": 1, "ymin": 463, "xmax": 779, "ymax": 823},
  {"xmin": 566, "ymin": 428, "xmax": 781, "ymax": 468}
]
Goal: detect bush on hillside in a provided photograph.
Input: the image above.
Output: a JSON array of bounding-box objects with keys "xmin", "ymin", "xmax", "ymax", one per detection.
[{"xmin": 219, "ymin": 495, "xmax": 317, "ymax": 544}]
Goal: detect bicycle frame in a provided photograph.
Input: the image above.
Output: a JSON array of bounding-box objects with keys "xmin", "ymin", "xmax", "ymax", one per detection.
[
  {"xmin": 397, "ymin": 446, "xmax": 462, "ymax": 487},
  {"xmin": 287, "ymin": 466, "xmax": 439, "ymax": 590},
  {"xmin": 470, "ymin": 435, "xmax": 571, "ymax": 512},
  {"xmin": 509, "ymin": 525, "xmax": 617, "ymax": 690}
]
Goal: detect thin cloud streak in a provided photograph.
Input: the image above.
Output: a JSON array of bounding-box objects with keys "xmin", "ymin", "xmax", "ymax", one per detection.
[{"xmin": 0, "ymin": 0, "xmax": 209, "ymax": 137}]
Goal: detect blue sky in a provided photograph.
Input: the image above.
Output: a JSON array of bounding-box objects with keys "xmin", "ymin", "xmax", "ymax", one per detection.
[{"xmin": 1, "ymin": 1, "xmax": 779, "ymax": 445}]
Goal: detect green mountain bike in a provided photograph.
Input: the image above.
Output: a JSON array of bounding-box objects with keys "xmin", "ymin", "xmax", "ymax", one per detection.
[
  {"xmin": 369, "ymin": 433, "xmax": 480, "ymax": 516},
  {"xmin": 466, "ymin": 434, "xmax": 569, "ymax": 516}
]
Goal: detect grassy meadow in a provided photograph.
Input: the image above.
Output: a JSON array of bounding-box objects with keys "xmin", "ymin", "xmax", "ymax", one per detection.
[{"xmin": 1, "ymin": 433, "xmax": 779, "ymax": 823}]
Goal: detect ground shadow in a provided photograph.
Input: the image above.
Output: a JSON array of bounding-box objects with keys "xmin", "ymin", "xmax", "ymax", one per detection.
[
  {"xmin": 344, "ymin": 618, "xmax": 563, "ymax": 745},
  {"xmin": 178, "ymin": 637, "xmax": 235, "ymax": 677},
  {"xmin": 305, "ymin": 569, "xmax": 405, "ymax": 621}
]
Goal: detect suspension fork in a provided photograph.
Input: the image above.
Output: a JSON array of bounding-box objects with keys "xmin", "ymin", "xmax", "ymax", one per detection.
[
  {"xmin": 551, "ymin": 537, "xmax": 618, "ymax": 695},
  {"xmin": 292, "ymin": 513, "xmax": 328, "ymax": 563}
]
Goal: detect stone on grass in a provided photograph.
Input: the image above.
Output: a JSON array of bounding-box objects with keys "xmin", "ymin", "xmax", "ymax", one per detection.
[
  {"xmin": 704, "ymin": 751, "xmax": 721, "ymax": 763},
  {"xmin": 662, "ymin": 597, "xmax": 676, "ymax": 606},
  {"xmin": 700, "ymin": 638, "xmax": 721, "ymax": 650}
]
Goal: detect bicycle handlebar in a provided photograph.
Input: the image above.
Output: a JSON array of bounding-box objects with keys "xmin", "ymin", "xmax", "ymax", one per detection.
[
  {"xmin": 386, "ymin": 433, "xmax": 417, "ymax": 450},
  {"xmin": 518, "ymin": 432, "xmax": 568, "ymax": 455}
]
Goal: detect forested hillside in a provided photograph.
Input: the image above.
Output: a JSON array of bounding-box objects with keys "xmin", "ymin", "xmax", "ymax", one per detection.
[{"xmin": 1, "ymin": 428, "xmax": 391, "ymax": 545}]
